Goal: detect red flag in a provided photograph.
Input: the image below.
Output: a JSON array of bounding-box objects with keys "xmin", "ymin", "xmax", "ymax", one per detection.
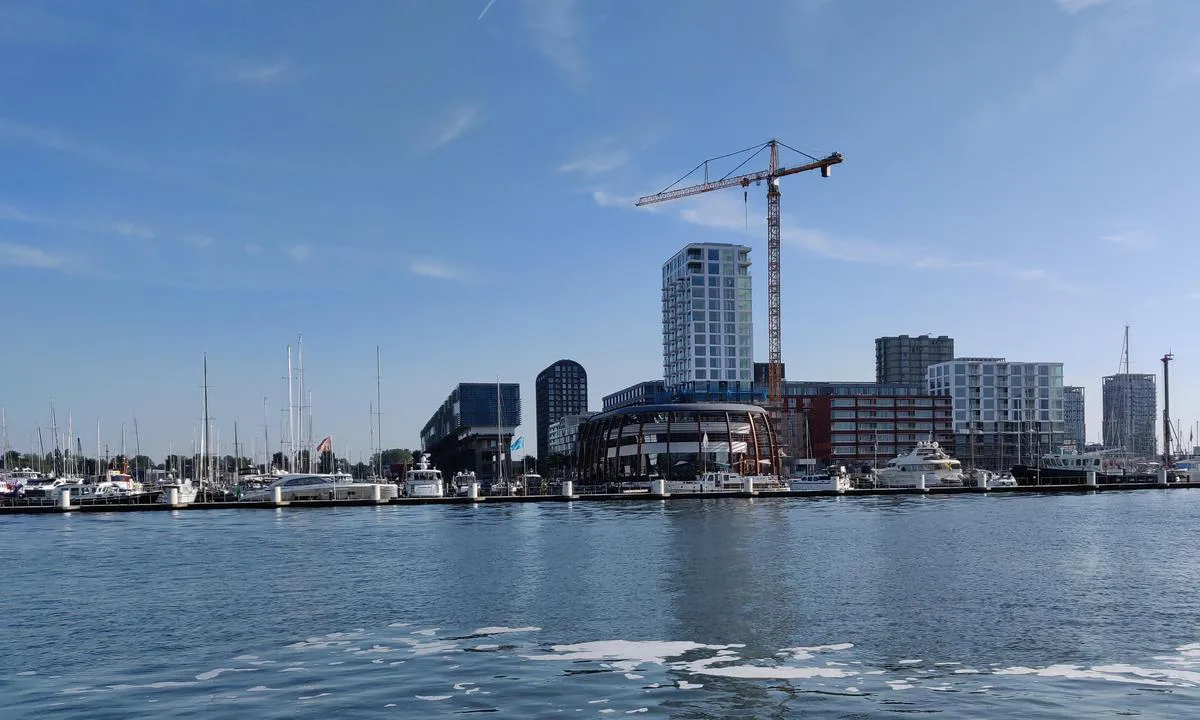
[{"xmin": 317, "ymin": 436, "xmax": 332, "ymax": 454}]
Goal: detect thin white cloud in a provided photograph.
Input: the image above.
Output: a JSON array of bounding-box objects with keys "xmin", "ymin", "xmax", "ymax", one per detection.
[
  {"xmin": 559, "ymin": 147, "xmax": 629, "ymax": 175},
  {"xmin": 0, "ymin": 241, "xmax": 65, "ymax": 269},
  {"xmin": 226, "ymin": 59, "xmax": 295, "ymax": 85},
  {"xmin": 286, "ymin": 244, "xmax": 311, "ymax": 262},
  {"xmin": 478, "ymin": 0, "xmax": 498, "ymax": 21},
  {"xmin": 0, "ymin": 202, "xmax": 156, "ymax": 239},
  {"xmin": 0, "ymin": 117, "xmax": 158, "ymax": 177},
  {"xmin": 602, "ymin": 191, "xmax": 1090, "ymax": 294},
  {"xmin": 1055, "ymin": 0, "xmax": 1111, "ymax": 13},
  {"xmin": 183, "ymin": 234, "xmax": 215, "ymax": 249},
  {"xmin": 409, "ymin": 257, "xmax": 461, "ymax": 280},
  {"xmin": 1101, "ymin": 229, "xmax": 1152, "ymax": 250},
  {"xmin": 423, "ymin": 106, "xmax": 482, "ymax": 152},
  {"xmin": 244, "ymin": 243, "xmax": 262, "ymax": 256},
  {"xmin": 522, "ymin": 0, "xmax": 585, "ymax": 87}
]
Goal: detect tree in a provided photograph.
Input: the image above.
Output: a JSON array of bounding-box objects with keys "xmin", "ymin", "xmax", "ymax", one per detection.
[
  {"xmin": 318, "ymin": 450, "xmax": 334, "ymax": 474},
  {"xmin": 3, "ymin": 450, "xmax": 19, "ymax": 468},
  {"xmin": 271, "ymin": 451, "xmax": 291, "ymax": 472}
]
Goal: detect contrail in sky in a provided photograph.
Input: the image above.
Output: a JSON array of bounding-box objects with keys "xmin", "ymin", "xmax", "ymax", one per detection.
[{"xmin": 477, "ymin": 0, "xmax": 496, "ymax": 21}]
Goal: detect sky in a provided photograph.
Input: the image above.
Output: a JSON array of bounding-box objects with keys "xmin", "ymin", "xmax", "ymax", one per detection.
[{"xmin": 2, "ymin": 0, "xmax": 1200, "ymax": 461}]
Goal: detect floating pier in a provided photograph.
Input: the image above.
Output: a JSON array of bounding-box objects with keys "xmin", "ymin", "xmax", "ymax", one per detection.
[{"xmin": 3, "ymin": 480, "xmax": 1200, "ymax": 515}]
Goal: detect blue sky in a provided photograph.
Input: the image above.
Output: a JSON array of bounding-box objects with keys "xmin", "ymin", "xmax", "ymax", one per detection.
[{"xmin": 2, "ymin": 0, "xmax": 1199, "ymax": 460}]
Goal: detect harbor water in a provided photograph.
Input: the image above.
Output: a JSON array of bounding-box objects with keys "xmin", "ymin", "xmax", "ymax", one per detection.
[{"xmin": 4, "ymin": 491, "xmax": 1200, "ymax": 717}]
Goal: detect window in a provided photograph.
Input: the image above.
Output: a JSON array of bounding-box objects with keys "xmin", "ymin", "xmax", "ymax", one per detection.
[
  {"xmin": 708, "ymin": 248, "xmax": 719, "ymax": 261},
  {"xmin": 708, "ymin": 263, "xmax": 720, "ymax": 274}
]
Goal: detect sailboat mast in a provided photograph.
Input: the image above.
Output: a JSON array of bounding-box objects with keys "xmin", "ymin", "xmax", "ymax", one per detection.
[
  {"xmin": 133, "ymin": 414, "xmax": 141, "ymax": 481},
  {"xmin": 376, "ymin": 346, "xmax": 382, "ymax": 479},
  {"xmin": 202, "ymin": 352, "xmax": 210, "ymax": 488},
  {"xmin": 369, "ymin": 403, "xmax": 375, "ymax": 477},
  {"xmin": 234, "ymin": 422, "xmax": 240, "ymax": 486},
  {"xmin": 297, "ymin": 335, "xmax": 305, "ymax": 473},
  {"xmin": 49, "ymin": 400, "xmax": 59, "ymax": 476},
  {"xmin": 1, "ymin": 407, "xmax": 7, "ymax": 472},
  {"xmin": 287, "ymin": 344, "xmax": 295, "ymax": 472},
  {"xmin": 262, "ymin": 397, "xmax": 269, "ymax": 473},
  {"xmin": 307, "ymin": 390, "xmax": 314, "ymax": 473}
]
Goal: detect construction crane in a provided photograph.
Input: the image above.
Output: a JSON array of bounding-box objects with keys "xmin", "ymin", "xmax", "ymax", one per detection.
[{"xmin": 635, "ymin": 139, "xmax": 842, "ymax": 440}]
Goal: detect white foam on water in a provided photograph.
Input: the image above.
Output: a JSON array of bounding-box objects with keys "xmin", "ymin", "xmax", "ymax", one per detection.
[
  {"xmin": 453, "ymin": 682, "xmax": 476, "ymax": 690},
  {"xmin": 248, "ymin": 660, "xmax": 275, "ymax": 666},
  {"xmin": 845, "ymin": 687, "xmax": 859, "ymax": 693},
  {"xmin": 898, "ymin": 659, "xmax": 923, "ymax": 665},
  {"xmin": 299, "ymin": 692, "xmax": 332, "ymax": 700},
  {"xmin": 234, "ymin": 655, "xmax": 258, "ymax": 661},
  {"xmin": 16, "ymin": 671, "xmax": 36, "ymax": 677},
  {"xmin": 287, "ymin": 638, "xmax": 354, "ymax": 650},
  {"xmin": 465, "ymin": 687, "xmax": 480, "ymax": 695},
  {"xmin": 625, "ymin": 673, "xmax": 643, "ymax": 680},
  {"xmin": 626, "ymin": 709, "xmax": 648, "ymax": 714},
  {"xmin": 353, "ymin": 645, "xmax": 395, "ymax": 655},
  {"xmin": 279, "ymin": 667, "xmax": 309, "ymax": 673},
  {"xmin": 599, "ymin": 710, "xmax": 615, "ymax": 715},
  {"xmin": 388, "ymin": 622, "xmax": 411, "ymax": 628},
  {"xmin": 246, "ymin": 686, "xmax": 274, "ymax": 692},
  {"xmin": 388, "ymin": 661, "xmax": 406, "ymax": 666},
  {"xmin": 935, "ymin": 662, "xmax": 962, "ymax": 666},
  {"xmin": 954, "ymin": 669, "xmax": 982, "ymax": 674},
  {"xmin": 371, "ymin": 659, "xmax": 383, "ymax": 664},
  {"xmin": 415, "ymin": 694, "xmax": 452, "ymax": 701},
  {"xmin": 887, "ymin": 682, "xmax": 914, "ymax": 690},
  {"xmin": 587, "ymin": 699, "xmax": 610, "ymax": 704},
  {"xmin": 385, "ymin": 703, "xmax": 396, "ymax": 707},
  {"xmin": 525, "ymin": 640, "xmax": 733, "ymax": 673},
  {"xmin": 993, "ymin": 664, "xmax": 1173, "ymax": 686},
  {"xmin": 107, "ymin": 682, "xmax": 198, "ymax": 690},
  {"xmin": 411, "ymin": 628, "xmax": 440, "ymax": 637},
  {"xmin": 473, "ymin": 626, "xmax": 541, "ymax": 636},
  {"xmin": 688, "ymin": 664, "xmax": 856, "ymax": 680},
  {"xmin": 676, "ymin": 681, "xmax": 703, "ymax": 689},
  {"xmin": 410, "ymin": 640, "xmax": 459, "ymax": 657},
  {"xmin": 196, "ymin": 668, "xmax": 258, "ymax": 681},
  {"xmin": 864, "ymin": 670, "xmax": 885, "ymax": 675},
  {"xmin": 327, "ymin": 662, "xmax": 344, "ymax": 666}
]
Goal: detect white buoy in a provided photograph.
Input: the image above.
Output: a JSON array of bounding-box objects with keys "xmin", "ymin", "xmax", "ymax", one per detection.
[
  {"xmin": 372, "ymin": 484, "xmax": 382, "ymax": 503},
  {"xmin": 272, "ymin": 486, "xmax": 283, "ymax": 505},
  {"xmin": 1158, "ymin": 467, "xmax": 1169, "ymax": 486},
  {"xmin": 58, "ymin": 488, "xmax": 71, "ymax": 510},
  {"xmin": 468, "ymin": 480, "xmax": 479, "ymax": 500},
  {"xmin": 977, "ymin": 473, "xmax": 988, "ymax": 490},
  {"xmin": 562, "ymin": 480, "xmax": 574, "ymax": 497},
  {"xmin": 168, "ymin": 487, "xmax": 180, "ymax": 506},
  {"xmin": 1086, "ymin": 470, "xmax": 1097, "ymax": 488},
  {"xmin": 653, "ymin": 478, "xmax": 667, "ymax": 496},
  {"xmin": 918, "ymin": 474, "xmax": 927, "ymax": 491},
  {"xmin": 743, "ymin": 475, "xmax": 755, "ymax": 494}
]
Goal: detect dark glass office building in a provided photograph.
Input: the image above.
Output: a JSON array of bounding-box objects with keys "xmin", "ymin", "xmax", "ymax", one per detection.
[
  {"xmin": 420, "ymin": 383, "xmax": 522, "ymax": 482},
  {"xmin": 576, "ymin": 403, "xmax": 780, "ymax": 489},
  {"xmin": 535, "ymin": 360, "xmax": 588, "ymax": 471}
]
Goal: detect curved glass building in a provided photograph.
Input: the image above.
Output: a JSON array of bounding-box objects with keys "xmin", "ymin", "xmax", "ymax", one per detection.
[{"xmin": 576, "ymin": 403, "xmax": 780, "ymax": 488}]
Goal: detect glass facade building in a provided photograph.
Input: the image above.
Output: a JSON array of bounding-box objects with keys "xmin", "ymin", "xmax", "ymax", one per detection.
[
  {"xmin": 1102, "ymin": 374, "xmax": 1156, "ymax": 457},
  {"xmin": 535, "ymin": 360, "xmax": 588, "ymax": 468},
  {"xmin": 662, "ymin": 243, "xmax": 754, "ymax": 397},
  {"xmin": 420, "ymin": 383, "xmax": 522, "ymax": 482},
  {"xmin": 576, "ymin": 403, "xmax": 779, "ymax": 488}
]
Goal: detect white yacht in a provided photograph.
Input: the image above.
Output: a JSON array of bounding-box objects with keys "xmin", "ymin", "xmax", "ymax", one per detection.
[
  {"xmin": 450, "ymin": 470, "xmax": 477, "ymax": 496},
  {"xmin": 666, "ymin": 470, "xmax": 777, "ymax": 493},
  {"xmin": 51, "ymin": 471, "xmax": 158, "ymax": 504},
  {"xmin": 876, "ymin": 442, "xmax": 965, "ymax": 488},
  {"xmin": 240, "ymin": 474, "xmax": 398, "ymax": 502},
  {"xmin": 789, "ymin": 466, "xmax": 853, "ymax": 492},
  {"xmin": 157, "ymin": 477, "xmax": 199, "ymax": 504},
  {"xmin": 403, "ymin": 458, "xmax": 444, "ymax": 498}
]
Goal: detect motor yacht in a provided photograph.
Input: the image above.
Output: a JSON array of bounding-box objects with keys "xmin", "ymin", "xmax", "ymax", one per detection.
[
  {"xmin": 875, "ymin": 442, "xmax": 965, "ymax": 488},
  {"xmin": 239, "ymin": 473, "xmax": 398, "ymax": 502}
]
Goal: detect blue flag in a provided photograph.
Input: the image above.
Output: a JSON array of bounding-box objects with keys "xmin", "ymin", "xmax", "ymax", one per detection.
[{"xmin": 510, "ymin": 436, "xmax": 524, "ymax": 451}]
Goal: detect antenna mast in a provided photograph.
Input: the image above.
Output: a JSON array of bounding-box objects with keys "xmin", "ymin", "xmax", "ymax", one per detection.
[
  {"xmin": 202, "ymin": 353, "xmax": 210, "ymax": 488},
  {"xmin": 1163, "ymin": 352, "xmax": 1174, "ymax": 466}
]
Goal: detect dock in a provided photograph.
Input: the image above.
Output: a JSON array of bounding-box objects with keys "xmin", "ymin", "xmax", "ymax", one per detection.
[{"xmin": 3, "ymin": 480, "xmax": 1199, "ymax": 515}]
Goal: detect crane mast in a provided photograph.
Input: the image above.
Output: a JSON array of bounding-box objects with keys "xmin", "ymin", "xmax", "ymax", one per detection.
[{"xmin": 637, "ymin": 139, "xmax": 842, "ymax": 469}]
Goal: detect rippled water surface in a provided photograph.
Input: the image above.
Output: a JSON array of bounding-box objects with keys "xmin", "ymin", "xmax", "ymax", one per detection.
[{"xmin": 5, "ymin": 491, "xmax": 1200, "ymax": 717}]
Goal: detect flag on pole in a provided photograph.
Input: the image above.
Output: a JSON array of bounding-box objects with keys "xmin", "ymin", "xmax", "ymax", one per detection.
[
  {"xmin": 510, "ymin": 436, "xmax": 524, "ymax": 451},
  {"xmin": 317, "ymin": 436, "xmax": 332, "ymax": 454}
]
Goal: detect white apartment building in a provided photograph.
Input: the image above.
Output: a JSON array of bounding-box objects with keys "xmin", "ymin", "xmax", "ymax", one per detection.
[
  {"xmin": 927, "ymin": 357, "xmax": 1065, "ymax": 470},
  {"xmin": 547, "ymin": 412, "xmax": 595, "ymax": 458},
  {"xmin": 661, "ymin": 243, "xmax": 754, "ymax": 396}
]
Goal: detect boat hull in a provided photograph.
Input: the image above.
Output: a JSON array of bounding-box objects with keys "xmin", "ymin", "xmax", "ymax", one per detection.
[{"xmin": 1011, "ymin": 465, "xmax": 1172, "ymax": 485}]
